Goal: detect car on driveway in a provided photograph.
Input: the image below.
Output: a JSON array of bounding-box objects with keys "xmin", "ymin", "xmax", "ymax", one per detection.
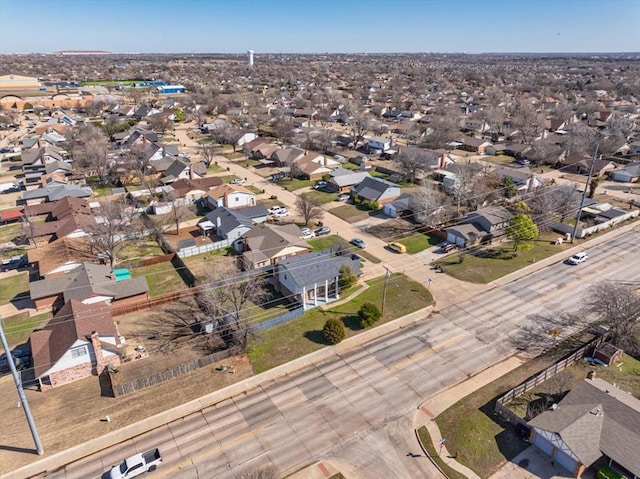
[
  {"xmin": 388, "ymin": 242, "xmax": 407, "ymax": 254},
  {"xmin": 313, "ymin": 181, "xmax": 328, "ymax": 190},
  {"xmin": 351, "ymin": 238, "xmax": 367, "ymax": 248},
  {"xmin": 439, "ymin": 241, "xmax": 457, "ymax": 253},
  {"xmin": 268, "ymin": 206, "xmax": 285, "ymax": 215},
  {"xmin": 273, "ymin": 209, "xmax": 290, "ymax": 218},
  {"xmin": 301, "ymin": 231, "xmax": 315, "ymax": 239},
  {"xmin": 314, "ymin": 226, "xmax": 331, "ymax": 236},
  {"xmin": 567, "ymin": 252, "xmax": 588, "ymax": 265},
  {"xmin": 336, "ymin": 193, "xmax": 350, "ymax": 202}
]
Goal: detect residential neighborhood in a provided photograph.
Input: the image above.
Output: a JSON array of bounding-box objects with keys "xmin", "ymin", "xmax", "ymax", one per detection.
[{"xmin": 0, "ymin": 43, "xmax": 639, "ymax": 479}]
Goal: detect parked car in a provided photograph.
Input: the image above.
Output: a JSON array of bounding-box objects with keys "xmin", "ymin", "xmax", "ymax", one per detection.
[
  {"xmin": 301, "ymin": 231, "xmax": 315, "ymax": 240},
  {"xmin": 567, "ymin": 252, "xmax": 588, "ymax": 265},
  {"xmin": 314, "ymin": 181, "xmax": 328, "ymax": 190},
  {"xmin": 0, "ymin": 348, "xmax": 31, "ymax": 372},
  {"xmin": 109, "ymin": 448, "xmax": 162, "ymax": 478},
  {"xmin": 268, "ymin": 206, "xmax": 285, "ymax": 215},
  {"xmin": 314, "ymin": 226, "xmax": 331, "ymax": 236},
  {"xmin": 439, "ymin": 241, "xmax": 457, "ymax": 253},
  {"xmin": 230, "ymin": 178, "xmax": 245, "ymax": 185},
  {"xmin": 351, "ymin": 238, "xmax": 367, "ymax": 248},
  {"xmin": 388, "ymin": 242, "xmax": 407, "ymax": 254},
  {"xmin": 336, "ymin": 193, "xmax": 350, "ymax": 202},
  {"xmin": 273, "ymin": 210, "xmax": 289, "ymax": 218}
]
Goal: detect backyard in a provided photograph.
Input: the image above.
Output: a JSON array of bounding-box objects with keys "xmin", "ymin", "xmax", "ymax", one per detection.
[
  {"xmin": 0, "ymin": 271, "xmax": 28, "ymax": 305},
  {"xmin": 247, "ymin": 273, "xmax": 433, "ymax": 373},
  {"xmin": 130, "ymin": 261, "xmax": 189, "ymax": 297},
  {"xmin": 329, "ymin": 203, "xmax": 373, "ymax": 223}
]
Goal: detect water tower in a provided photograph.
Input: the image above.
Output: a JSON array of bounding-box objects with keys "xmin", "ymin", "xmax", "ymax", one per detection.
[{"xmin": 247, "ymin": 50, "xmax": 254, "ymax": 67}]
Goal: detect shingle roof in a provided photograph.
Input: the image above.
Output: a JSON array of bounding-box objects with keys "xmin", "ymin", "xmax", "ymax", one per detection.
[
  {"xmin": 352, "ymin": 176, "xmax": 399, "ymax": 201},
  {"xmin": 529, "ymin": 378, "xmax": 640, "ymax": 476},
  {"xmin": 21, "ymin": 184, "xmax": 93, "ymax": 202},
  {"xmin": 278, "ymin": 252, "xmax": 361, "ymax": 290},
  {"xmin": 242, "ymin": 224, "xmax": 310, "ymax": 259},
  {"xmin": 30, "ymin": 300, "xmax": 116, "ymax": 378}
]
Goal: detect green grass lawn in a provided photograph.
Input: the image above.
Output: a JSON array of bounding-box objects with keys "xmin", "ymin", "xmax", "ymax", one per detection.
[
  {"xmin": 305, "ymin": 189, "xmax": 336, "ymax": 204},
  {"xmin": 245, "ymin": 185, "xmax": 264, "ymax": 195},
  {"xmin": 208, "ymin": 163, "xmax": 225, "ymax": 173},
  {"xmin": 247, "ymin": 273, "xmax": 433, "ymax": 373},
  {"xmin": 436, "ymin": 232, "xmax": 573, "ymax": 283},
  {"xmin": 224, "ymin": 152, "xmax": 245, "ymax": 160},
  {"xmin": 416, "ymin": 427, "xmax": 468, "ymax": 479},
  {"xmin": 2, "ymin": 311, "xmax": 53, "ymax": 349},
  {"xmin": 481, "ymin": 155, "xmax": 516, "ymax": 165},
  {"xmin": 130, "ymin": 262, "xmax": 188, "ymax": 297},
  {"xmin": 116, "ymin": 239, "xmax": 165, "ymax": 262},
  {"xmin": 91, "ymin": 186, "xmax": 113, "ymax": 197},
  {"xmin": 357, "ymin": 250, "xmax": 382, "ymax": 264},
  {"xmin": 435, "ymin": 335, "xmax": 598, "ymax": 478},
  {"xmin": 275, "ymin": 178, "xmax": 313, "ymax": 191},
  {"xmin": 0, "ymin": 223, "xmax": 22, "ymax": 244},
  {"xmin": 396, "ymin": 233, "xmax": 440, "ymax": 254},
  {"xmin": 307, "ymin": 235, "xmax": 348, "ymax": 252},
  {"xmin": 329, "ymin": 204, "xmax": 372, "ymax": 223},
  {"xmin": 0, "ymin": 272, "xmax": 29, "ymax": 305}
]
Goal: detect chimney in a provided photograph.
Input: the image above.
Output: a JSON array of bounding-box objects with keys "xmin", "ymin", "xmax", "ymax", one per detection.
[
  {"xmin": 216, "ymin": 216, "xmax": 221, "ymax": 229},
  {"xmin": 90, "ymin": 331, "xmax": 107, "ymax": 375},
  {"xmin": 587, "ymin": 369, "xmax": 596, "ymax": 380}
]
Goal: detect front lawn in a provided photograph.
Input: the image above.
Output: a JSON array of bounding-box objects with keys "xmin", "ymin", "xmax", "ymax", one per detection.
[
  {"xmin": 436, "ymin": 232, "xmax": 573, "ymax": 283},
  {"xmin": 307, "ymin": 235, "xmax": 348, "ymax": 252},
  {"xmin": 275, "ymin": 178, "xmax": 313, "ymax": 191},
  {"xmin": 130, "ymin": 262, "xmax": 189, "ymax": 297},
  {"xmin": 305, "ymin": 189, "xmax": 336, "ymax": 204},
  {"xmin": 2, "ymin": 311, "xmax": 52, "ymax": 348},
  {"xmin": 0, "ymin": 272, "xmax": 29, "ymax": 305},
  {"xmin": 0, "ymin": 223, "xmax": 22, "ymax": 244},
  {"xmin": 416, "ymin": 427, "xmax": 467, "ymax": 479},
  {"xmin": 396, "ymin": 233, "xmax": 439, "ymax": 254},
  {"xmin": 329, "ymin": 204, "xmax": 372, "ymax": 223},
  {"xmin": 247, "ymin": 273, "xmax": 433, "ymax": 373}
]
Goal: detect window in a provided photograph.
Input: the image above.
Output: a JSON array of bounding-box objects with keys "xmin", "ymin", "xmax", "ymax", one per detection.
[{"xmin": 70, "ymin": 346, "xmax": 87, "ymax": 359}]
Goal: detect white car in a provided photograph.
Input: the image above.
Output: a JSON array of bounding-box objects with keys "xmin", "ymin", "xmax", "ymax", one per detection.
[
  {"xmin": 351, "ymin": 238, "xmax": 367, "ymax": 248},
  {"xmin": 301, "ymin": 231, "xmax": 315, "ymax": 239},
  {"xmin": 567, "ymin": 252, "xmax": 588, "ymax": 265},
  {"xmin": 273, "ymin": 210, "xmax": 290, "ymax": 218},
  {"xmin": 230, "ymin": 178, "xmax": 245, "ymax": 185},
  {"xmin": 268, "ymin": 206, "xmax": 285, "ymax": 215}
]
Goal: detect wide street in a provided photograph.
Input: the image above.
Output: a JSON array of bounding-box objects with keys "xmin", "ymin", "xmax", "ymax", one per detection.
[{"xmin": 31, "ymin": 228, "xmax": 640, "ymax": 479}]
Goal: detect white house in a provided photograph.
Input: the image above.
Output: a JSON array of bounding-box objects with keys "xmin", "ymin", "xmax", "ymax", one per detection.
[
  {"xmin": 366, "ymin": 136, "xmax": 392, "ymax": 152},
  {"xmin": 205, "ymin": 184, "xmax": 257, "ymax": 210},
  {"xmin": 237, "ymin": 132, "xmax": 258, "ymax": 147}
]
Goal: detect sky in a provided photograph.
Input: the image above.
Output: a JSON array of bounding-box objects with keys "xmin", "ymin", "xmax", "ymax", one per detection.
[{"xmin": 0, "ymin": 0, "xmax": 638, "ymax": 54}]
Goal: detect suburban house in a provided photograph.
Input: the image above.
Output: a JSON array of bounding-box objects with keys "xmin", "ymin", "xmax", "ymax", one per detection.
[
  {"xmin": 294, "ymin": 152, "xmax": 339, "ymax": 180},
  {"xmin": 382, "ymin": 193, "xmax": 413, "ymax": 218},
  {"xmin": 168, "ymin": 176, "xmax": 224, "ymax": 204},
  {"xmin": 159, "ymin": 159, "xmax": 207, "ymax": 184},
  {"xmin": 275, "ymin": 252, "xmax": 362, "ymax": 310},
  {"xmin": 235, "ymin": 223, "xmax": 312, "ymax": 270},
  {"xmin": 200, "ymin": 205, "xmax": 268, "ymax": 240},
  {"xmin": 21, "ymin": 183, "xmax": 93, "ymax": 205},
  {"xmin": 445, "ymin": 206, "xmax": 513, "ymax": 247},
  {"xmin": 30, "ymin": 300, "xmax": 122, "ymax": 391},
  {"xmin": 457, "ymin": 136, "xmax": 492, "ymax": 154},
  {"xmin": 493, "ymin": 166, "xmax": 544, "ymax": 192},
  {"xmin": 327, "ymin": 168, "xmax": 371, "ymax": 193},
  {"xmin": 609, "ymin": 163, "xmax": 640, "ymax": 183},
  {"xmin": 248, "ymin": 138, "xmax": 280, "ymax": 161},
  {"xmin": 366, "ymin": 136, "xmax": 392, "ymax": 152},
  {"xmin": 271, "ymin": 146, "xmax": 305, "ymax": 167},
  {"xmin": 204, "ymin": 184, "xmax": 257, "ymax": 210},
  {"xmin": 528, "ymin": 374, "xmax": 640, "ymax": 479},
  {"xmin": 27, "ymin": 237, "xmax": 93, "ymax": 278},
  {"xmin": 351, "ymin": 176, "xmax": 401, "ymax": 205},
  {"xmin": 559, "ymin": 154, "xmax": 617, "ymax": 177},
  {"xmin": 29, "ymin": 262, "xmax": 149, "ymax": 312}
]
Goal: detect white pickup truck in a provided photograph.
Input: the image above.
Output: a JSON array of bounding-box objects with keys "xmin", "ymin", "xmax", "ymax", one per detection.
[{"xmin": 109, "ymin": 449, "xmax": 162, "ymax": 478}]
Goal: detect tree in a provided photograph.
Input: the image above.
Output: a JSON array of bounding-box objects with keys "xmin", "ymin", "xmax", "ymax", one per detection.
[
  {"xmin": 505, "ymin": 213, "xmax": 539, "ymax": 251},
  {"xmin": 409, "ymin": 185, "xmax": 450, "ymax": 228},
  {"xmin": 588, "ymin": 176, "xmax": 600, "ymax": 198},
  {"xmin": 338, "ymin": 264, "xmax": 358, "ymax": 289},
  {"xmin": 86, "ymin": 200, "xmax": 135, "ymax": 268},
  {"xmin": 323, "ymin": 318, "xmax": 346, "ymax": 344},
  {"xmin": 394, "ymin": 146, "xmax": 428, "ymax": 183},
  {"xmin": 196, "ymin": 263, "xmax": 269, "ymax": 351},
  {"xmin": 501, "ymin": 177, "xmax": 518, "ymax": 198},
  {"xmin": 295, "ymin": 193, "xmax": 324, "ymax": 226},
  {"xmin": 581, "ymin": 282, "xmax": 640, "ymax": 355},
  {"xmin": 200, "ymin": 143, "xmax": 218, "ymax": 168},
  {"xmin": 72, "ymin": 124, "xmax": 110, "ymax": 181},
  {"xmin": 358, "ymin": 302, "xmax": 381, "ymax": 328}
]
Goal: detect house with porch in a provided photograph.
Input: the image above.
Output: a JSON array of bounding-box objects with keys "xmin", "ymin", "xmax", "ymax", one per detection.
[
  {"xmin": 275, "ymin": 252, "xmax": 362, "ymax": 310},
  {"xmin": 352, "ymin": 176, "xmax": 401, "ymax": 205},
  {"xmin": 327, "ymin": 168, "xmax": 372, "ymax": 193},
  {"xmin": 30, "ymin": 300, "xmax": 122, "ymax": 391},
  {"xmin": 445, "ymin": 206, "xmax": 513, "ymax": 247},
  {"xmin": 294, "ymin": 152, "xmax": 340, "ymax": 180}
]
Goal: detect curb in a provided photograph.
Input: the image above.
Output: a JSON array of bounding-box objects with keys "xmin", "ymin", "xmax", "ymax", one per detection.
[{"xmin": 2, "ymin": 307, "xmax": 433, "ymax": 479}]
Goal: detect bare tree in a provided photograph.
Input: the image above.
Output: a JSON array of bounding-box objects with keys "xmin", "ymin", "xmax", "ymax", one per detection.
[
  {"xmin": 200, "ymin": 143, "xmax": 218, "ymax": 168},
  {"xmin": 581, "ymin": 282, "xmax": 640, "ymax": 354},
  {"xmin": 409, "ymin": 185, "xmax": 451, "ymax": 228},
  {"xmin": 73, "ymin": 124, "xmax": 110, "ymax": 181},
  {"xmin": 394, "ymin": 146, "xmax": 428, "ymax": 183},
  {"xmin": 295, "ymin": 193, "xmax": 324, "ymax": 226},
  {"xmin": 86, "ymin": 200, "xmax": 136, "ymax": 268},
  {"xmin": 157, "ymin": 193, "xmax": 190, "ymax": 235}
]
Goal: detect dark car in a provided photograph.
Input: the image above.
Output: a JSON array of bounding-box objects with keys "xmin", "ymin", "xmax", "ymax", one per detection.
[
  {"xmin": 0, "ymin": 349, "xmax": 31, "ymax": 372},
  {"xmin": 314, "ymin": 226, "xmax": 331, "ymax": 236}
]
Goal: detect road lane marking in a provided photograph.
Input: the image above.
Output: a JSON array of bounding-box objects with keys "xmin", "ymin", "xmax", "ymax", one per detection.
[{"xmin": 151, "ymin": 426, "xmax": 265, "ymax": 478}]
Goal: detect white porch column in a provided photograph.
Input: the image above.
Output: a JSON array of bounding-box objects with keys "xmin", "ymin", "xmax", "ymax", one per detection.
[
  {"xmin": 335, "ymin": 275, "xmax": 340, "ymax": 299},
  {"xmin": 325, "ymin": 279, "xmax": 329, "ymax": 301},
  {"xmin": 314, "ymin": 283, "xmax": 318, "ymax": 306},
  {"xmin": 302, "ymin": 286, "xmax": 307, "ymax": 310}
]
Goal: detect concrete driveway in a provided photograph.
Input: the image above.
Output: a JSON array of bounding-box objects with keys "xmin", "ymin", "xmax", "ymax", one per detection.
[{"xmin": 488, "ymin": 446, "xmax": 596, "ymax": 479}]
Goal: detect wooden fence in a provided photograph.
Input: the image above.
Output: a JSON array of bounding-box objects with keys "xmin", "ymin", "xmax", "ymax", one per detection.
[
  {"xmin": 110, "ymin": 349, "xmax": 235, "ymax": 397},
  {"xmin": 177, "ymin": 239, "xmax": 232, "ymax": 258},
  {"xmin": 110, "ymin": 288, "xmax": 197, "ymax": 317},
  {"xmin": 494, "ymin": 336, "xmax": 604, "ymax": 424}
]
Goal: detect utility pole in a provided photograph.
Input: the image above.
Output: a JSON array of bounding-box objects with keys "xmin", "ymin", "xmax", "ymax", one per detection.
[
  {"xmin": 0, "ymin": 318, "xmax": 44, "ymax": 454},
  {"xmin": 381, "ymin": 267, "xmax": 391, "ymax": 316},
  {"xmin": 571, "ymin": 142, "xmax": 599, "ymax": 243}
]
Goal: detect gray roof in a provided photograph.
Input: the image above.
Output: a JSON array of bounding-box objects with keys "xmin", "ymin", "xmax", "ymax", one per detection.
[
  {"xmin": 204, "ymin": 206, "xmax": 254, "ymax": 235},
  {"xmin": 352, "ymin": 176, "xmax": 399, "ymax": 201},
  {"xmin": 329, "ymin": 169, "xmax": 371, "ymax": 187},
  {"xmin": 278, "ymin": 252, "xmax": 361, "ymax": 290},
  {"xmin": 241, "ymin": 223, "xmax": 310, "ymax": 259},
  {"xmin": 389, "ymin": 193, "xmax": 412, "ymax": 210},
  {"xmin": 22, "ymin": 184, "xmax": 93, "ymax": 202},
  {"xmin": 465, "ymin": 206, "xmax": 513, "ymax": 228},
  {"xmin": 30, "ymin": 263, "xmax": 149, "ymax": 302},
  {"xmin": 529, "ymin": 378, "xmax": 640, "ymax": 475},
  {"xmin": 446, "ymin": 222, "xmax": 485, "ymax": 240}
]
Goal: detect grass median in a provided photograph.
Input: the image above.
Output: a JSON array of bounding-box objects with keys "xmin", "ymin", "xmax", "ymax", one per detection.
[{"xmin": 416, "ymin": 426, "xmax": 468, "ymax": 479}]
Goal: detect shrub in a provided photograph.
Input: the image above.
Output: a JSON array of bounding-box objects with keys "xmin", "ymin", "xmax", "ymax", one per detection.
[
  {"xmin": 323, "ymin": 318, "xmax": 345, "ymax": 344},
  {"xmin": 358, "ymin": 302, "xmax": 381, "ymax": 328},
  {"xmin": 338, "ymin": 264, "xmax": 358, "ymax": 289},
  {"xmin": 597, "ymin": 466, "xmax": 622, "ymax": 479}
]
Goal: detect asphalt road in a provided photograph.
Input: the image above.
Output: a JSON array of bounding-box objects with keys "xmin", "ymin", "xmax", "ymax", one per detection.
[{"xmin": 40, "ymin": 229, "xmax": 640, "ymax": 479}]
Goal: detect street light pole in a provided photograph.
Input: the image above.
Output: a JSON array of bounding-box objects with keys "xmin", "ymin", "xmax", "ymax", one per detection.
[
  {"xmin": 571, "ymin": 142, "xmax": 599, "ymax": 243},
  {"xmin": 0, "ymin": 318, "xmax": 44, "ymax": 454},
  {"xmin": 381, "ymin": 267, "xmax": 391, "ymax": 316}
]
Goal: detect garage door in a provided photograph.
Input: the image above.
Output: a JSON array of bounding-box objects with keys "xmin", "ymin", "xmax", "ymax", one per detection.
[
  {"xmin": 447, "ymin": 232, "xmax": 465, "ymax": 247},
  {"xmin": 554, "ymin": 448, "xmax": 577, "ymax": 475},
  {"xmin": 533, "ymin": 432, "xmax": 554, "ymax": 456}
]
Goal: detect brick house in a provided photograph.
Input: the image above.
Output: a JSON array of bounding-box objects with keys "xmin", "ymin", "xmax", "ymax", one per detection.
[{"xmin": 30, "ymin": 300, "xmax": 122, "ymax": 391}]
